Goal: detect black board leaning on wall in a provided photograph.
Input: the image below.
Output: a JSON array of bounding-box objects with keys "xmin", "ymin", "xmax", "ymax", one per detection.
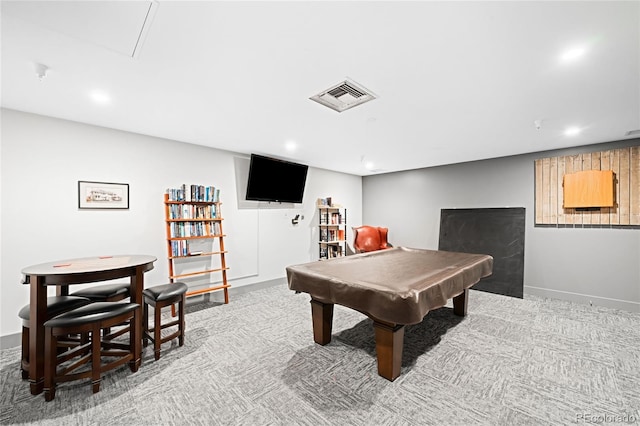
[{"xmin": 438, "ymin": 208, "xmax": 525, "ymax": 299}]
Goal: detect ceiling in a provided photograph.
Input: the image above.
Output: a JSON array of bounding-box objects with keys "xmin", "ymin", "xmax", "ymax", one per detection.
[{"xmin": 2, "ymin": 1, "xmax": 639, "ymax": 176}]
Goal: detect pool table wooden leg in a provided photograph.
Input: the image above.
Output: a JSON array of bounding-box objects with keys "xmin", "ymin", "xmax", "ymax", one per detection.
[
  {"xmin": 310, "ymin": 299, "xmax": 334, "ymax": 345},
  {"xmin": 453, "ymin": 288, "xmax": 469, "ymax": 316},
  {"xmin": 373, "ymin": 321, "xmax": 405, "ymax": 381}
]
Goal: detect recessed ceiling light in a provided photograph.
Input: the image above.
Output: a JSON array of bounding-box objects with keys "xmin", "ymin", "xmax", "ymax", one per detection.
[
  {"xmin": 364, "ymin": 161, "xmax": 375, "ymax": 170},
  {"xmin": 285, "ymin": 140, "xmax": 297, "ymax": 152},
  {"xmin": 89, "ymin": 90, "xmax": 111, "ymax": 105},
  {"xmin": 560, "ymin": 46, "xmax": 586, "ymax": 63},
  {"xmin": 564, "ymin": 126, "xmax": 582, "ymax": 136}
]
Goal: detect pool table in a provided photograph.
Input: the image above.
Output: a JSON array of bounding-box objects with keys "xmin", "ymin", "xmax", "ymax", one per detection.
[{"xmin": 286, "ymin": 247, "xmax": 493, "ymax": 381}]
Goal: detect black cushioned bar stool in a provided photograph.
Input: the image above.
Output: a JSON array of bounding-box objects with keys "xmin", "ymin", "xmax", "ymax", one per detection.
[
  {"xmin": 142, "ymin": 282, "xmax": 188, "ymax": 360},
  {"xmin": 70, "ymin": 283, "xmax": 131, "ymax": 337},
  {"xmin": 43, "ymin": 302, "xmax": 140, "ymax": 401},
  {"xmin": 18, "ymin": 296, "xmax": 93, "ymax": 379},
  {"xmin": 69, "ymin": 283, "xmax": 130, "ymax": 302}
]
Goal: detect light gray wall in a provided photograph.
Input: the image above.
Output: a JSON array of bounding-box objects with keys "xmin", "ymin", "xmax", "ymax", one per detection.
[
  {"xmin": 0, "ymin": 109, "xmax": 362, "ymax": 338},
  {"xmin": 363, "ymin": 140, "xmax": 640, "ymax": 312}
]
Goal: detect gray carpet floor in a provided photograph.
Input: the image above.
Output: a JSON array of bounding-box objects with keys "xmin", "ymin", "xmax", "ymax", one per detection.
[{"xmin": 1, "ymin": 283, "xmax": 638, "ymax": 425}]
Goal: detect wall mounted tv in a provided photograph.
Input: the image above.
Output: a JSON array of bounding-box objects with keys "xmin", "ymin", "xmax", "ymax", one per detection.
[{"xmin": 245, "ymin": 154, "xmax": 309, "ymax": 203}]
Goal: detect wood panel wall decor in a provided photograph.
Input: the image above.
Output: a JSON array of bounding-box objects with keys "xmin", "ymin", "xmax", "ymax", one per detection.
[{"xmin": 534, "ymin": 146, "xmax": 640, "ymax": 227}]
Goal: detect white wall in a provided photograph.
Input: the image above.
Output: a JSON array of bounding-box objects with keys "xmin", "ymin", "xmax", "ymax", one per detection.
[
  {"xmin": 0, "ymin": 109, "xmax": 362, "ymax": 338},
  {"xmin": 363, "ymin": 140, "xmax": 640, "ymax": 312}
]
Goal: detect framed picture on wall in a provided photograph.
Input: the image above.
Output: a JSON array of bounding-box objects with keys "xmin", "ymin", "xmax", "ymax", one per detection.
[{"xmin": 78, "ymin": 181, "xmax": 129, "ymax": 209}]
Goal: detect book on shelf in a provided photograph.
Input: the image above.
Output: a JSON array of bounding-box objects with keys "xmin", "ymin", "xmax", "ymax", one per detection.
[
  {"xmin": 327, "ymin": 245, "xmax": 342, "ymax": 258},
  {"xmin": 330, "ymin": 212, "xmax": 344, "ymax": 224},
  {"xmin": 320, "ymin": 247, "xmax": 328, "ymax": 259},
  {"xmin": 170, "ymin": 240, "xmax": 209, "ymax": 257},
  {"xmin": 317, "ymin": 197, "xmax": 332, "ymax": 207},
  {"xmin": 166, "ymin": 184, "xmax": 220, "ymax": 203},
  {"xmin": 169, "ymin": 204, "xmax": 216, "ymax": 220},
  {"xmin": 169, "ymin": 221, "xmax": 220, "ymax": 238}
]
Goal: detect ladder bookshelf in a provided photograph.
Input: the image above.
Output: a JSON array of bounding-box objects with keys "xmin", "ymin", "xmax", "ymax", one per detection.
[{"xmin": 164, "ymin": 185, "xmax": 230, "ymax": 306}]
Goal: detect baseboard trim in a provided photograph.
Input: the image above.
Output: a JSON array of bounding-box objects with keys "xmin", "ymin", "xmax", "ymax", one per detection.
[
  {"xmin": 184, "ymin": 278, "xmax": 286, "ymax": 305},
  {"xmin": 229, "ymin": 277, "xmax": 287, "ymax": 295},
  {"xmin": 0, "ymin": 333, "xmax": 20, "ymax": 350},
  {"xmin": 524, "ymin": 285, "xmax": 640, "ymax": 313},
  {"xmin": 0, "ymin": 278, "xmax": 289, "ymax": 350}
]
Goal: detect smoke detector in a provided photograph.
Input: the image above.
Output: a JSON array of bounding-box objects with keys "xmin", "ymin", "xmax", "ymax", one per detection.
[
  {"xmin": 534, "ymin": 119, "xmax": 543, "ymax": 130},
  {"xmin": 310, "ymin": 79, "xmax": 376, "ymax": 112},
  {"xmin": 34, "ymin": 62, "xmax": 49, "ymax": 81}
]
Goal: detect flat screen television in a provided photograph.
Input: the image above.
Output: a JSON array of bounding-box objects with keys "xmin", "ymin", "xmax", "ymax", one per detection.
[{"xmin": 245, "ymin": 154, "xmax": 308, "ymax": 203}]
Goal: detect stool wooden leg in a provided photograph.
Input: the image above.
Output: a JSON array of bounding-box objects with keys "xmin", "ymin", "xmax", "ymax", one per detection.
[
  {"xmin": 91, "ymin": 325, "xmax": 101, "ymax": 393},
  {"xmin": 21, "ymin": 326, "xmax": 29, "ymax": 380},
  {"xmin": 44, "ymin": 330, "xmax": 56, "ymax": 401},
  {"xmin": 143, "ymin": 299, "xmax": 149, "ymax": 348},
  {"xmin": 178, "ymin": 297, "xmax": 185, "ymax": 347},
  {"xmin": 154, "ymin": 303, "xmax": 161, "ymax": 361},
  {"xmin": 129, "ymin": 310, "xmax": 138, "ymax": 373}
]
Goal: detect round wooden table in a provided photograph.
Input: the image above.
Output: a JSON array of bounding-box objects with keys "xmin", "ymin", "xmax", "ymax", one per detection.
[{"xmin": 21, "ymin": 255, "xmax": 157, "ymax": 395}]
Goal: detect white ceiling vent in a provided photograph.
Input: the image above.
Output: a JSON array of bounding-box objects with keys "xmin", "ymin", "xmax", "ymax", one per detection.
[{"xmin": 310, "ymin": 79, "xmax": 376, "ymax": 112}]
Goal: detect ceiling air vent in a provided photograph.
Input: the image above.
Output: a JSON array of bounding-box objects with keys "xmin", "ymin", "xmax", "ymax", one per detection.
[
  {"xmin": 625, "ymin": 129, "xmax": 640, "ymax": 137},
  {"xmin": 310, "ymin": 79, "xmax": 376, "ymax": 112}
]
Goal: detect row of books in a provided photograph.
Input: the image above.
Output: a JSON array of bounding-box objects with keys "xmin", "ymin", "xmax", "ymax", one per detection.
[
  {"xmin": 169, "ymin": 240, "xmax": 208, "ymax": 257},
  {"xmin": 166, "ymin": 184, "xmax": 220, "ymax": 202},
  {"xmin": 317, "ymin": 197, "xmax": 333, "ymax": 207},
  {"xmin": 170, "ymin": 221, "xmax": 221, "ymax": 238},
  {"xmin": 168, "ymin": 204, "xmax": 218, "ymax": 220},
  {"xmin": 320, "ymin": 212, "xmax": 344, "ymax": 225},
  {"xmin": 320, "ymin": 245, "xmax": 344, "ymax": 259},
  {"xmin": 320, "ymin": 229, "xmax": 345, "ymax": 242}
]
